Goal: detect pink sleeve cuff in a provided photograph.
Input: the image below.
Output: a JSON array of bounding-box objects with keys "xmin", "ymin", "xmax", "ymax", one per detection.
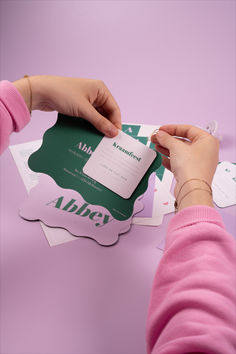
[
  {"xmin": 0, "ymin": 80, "xmax": 31, "ymax": 154},
  {"xmin": 166, "ymin": 205, "xmax": 226, "ymax": 248},
  {"xmin": 0, "ymin": 80, "xmax": 30, "ymax": 132}
]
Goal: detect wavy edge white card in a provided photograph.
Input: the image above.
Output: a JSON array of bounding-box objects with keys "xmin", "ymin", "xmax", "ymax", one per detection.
[
  {"xmin": 83, "ymin": 130, "xmax": 157, "ymax": 199},
  {"xmin": 212, "ymin": 161, "xmax": 236, "ymax": 208}
]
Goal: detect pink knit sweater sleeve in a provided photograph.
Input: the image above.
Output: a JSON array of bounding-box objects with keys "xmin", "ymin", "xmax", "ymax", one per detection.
[
  {"xmin": 0, "ymin": 80, "xmax": 30, "ymax": 154},
  {"xmin": 146, "ymin": 206, "xmax": 236, "ymax": 354}
]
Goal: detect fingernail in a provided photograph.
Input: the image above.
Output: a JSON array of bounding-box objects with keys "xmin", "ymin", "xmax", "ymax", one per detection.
[
  {"xmin": 151, "ymin": 134, "xmax": 157, "ymax": 143},
  {"xmin": 108, "ymin": 125, "xmax": 118, "ymax": 137},
  {"xmin": 157, "ymin": 130, "xmax": 165, "ymax": 137}
]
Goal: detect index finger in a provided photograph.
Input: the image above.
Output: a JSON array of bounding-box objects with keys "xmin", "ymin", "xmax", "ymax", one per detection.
[{"xmin": 159, "ymin": 124, "xmax": 209, "ymax": 142}]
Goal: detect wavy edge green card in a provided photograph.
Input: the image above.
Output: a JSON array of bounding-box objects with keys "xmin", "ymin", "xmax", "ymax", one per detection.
[{"xmin": 28, "ymin": 114, "xmax": 162, "ymax": 221}]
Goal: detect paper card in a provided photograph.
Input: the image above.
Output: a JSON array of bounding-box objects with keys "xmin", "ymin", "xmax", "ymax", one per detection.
[
  {"xmin": 28, "ymin": 114, "xmax": 162, "ymax": 221},
  {"xmin": 134, "ymin": 173, "xmax": 156, "ymax": 217},
  {"xmin": 10, "ymin": 140, "xmax": 42, "ymax": 192},
  {"xmin": 132, "ymin": 172, "xmax": 175, "ymax": 226},
  {"xmin": 212, "ymin": 161, "xmax": 236, "ymax": 208},
  {"xmin": 152, "ymin": 174, "xmax": 175, "ymax": 216},
  {"xmin": 10, "ymin": 141, "xmax": 81, "ymax": 247},
  {"xmin": 83, "ymin": 130, "xmax": 157, "ymax": 199},
  {"xmin": 122, "ymin": 124, "xmax": 141, "ymax": 136},
  {"xmin": 19, "ymin": 174, "xmax": 144, "ymax": 246},
  {"xmin": 138, "ymin": 124, "xmax": 160, "ymax": 138}
]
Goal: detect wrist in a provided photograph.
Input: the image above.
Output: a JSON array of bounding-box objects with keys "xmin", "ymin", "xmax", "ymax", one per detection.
[
  {"xmin": 13, "ymin": 78, "xmax": 31, "ymax": 113},
  {"xmin": 175, "ymin": 179, "xmax": 214, "ymax": 212},
  {"xmin": 30, "ymin": 75, "xmax": 60, "ymax": 111},
  {"xmin": 29, "ymin": 75, "xmax": 46, "ymax": 111},
  {"xmin": 177, "ymin": 189, "xmax": 214, "ymax": 211},
  {"xmin": 13, "ymin": 75, "xmax": 43, "ymax": 112},
  {"xmin": 175, "ymin": 176, "xmax": 213, "ymax": 197}
]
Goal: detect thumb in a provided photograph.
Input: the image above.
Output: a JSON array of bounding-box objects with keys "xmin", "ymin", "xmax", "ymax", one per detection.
[
  {"xmin": 154, "ymin": 130, "xmax": 175, "ymax": 150},
  {"xmin": 82, "ymin": 103, "xmax": 119, "ymax": 138}
]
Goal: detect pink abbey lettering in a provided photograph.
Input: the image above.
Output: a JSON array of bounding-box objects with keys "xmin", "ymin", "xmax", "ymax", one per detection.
[{"xmin": 76, "ymin": 142, "xmax": 93, "ymax": 155}]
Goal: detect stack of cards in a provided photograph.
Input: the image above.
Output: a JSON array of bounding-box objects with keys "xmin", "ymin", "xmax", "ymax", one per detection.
[{"xmin": 10, "ymin": 117, "xmax": 176, "ymax": 246}]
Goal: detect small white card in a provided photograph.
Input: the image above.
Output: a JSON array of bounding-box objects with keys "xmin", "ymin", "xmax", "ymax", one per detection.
[
  {"xmin": 212, "ymin": 161, "xmax": 236, "ymax": 208},
  {"xmin": 83, "ymin": 130, "xmax": 157, "ymax": 199}
]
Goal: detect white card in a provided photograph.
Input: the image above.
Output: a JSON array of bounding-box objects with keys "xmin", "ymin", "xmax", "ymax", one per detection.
[
  {"xmin": 212, "ymin": 161, "xmax": 236, "ymax": 207},
  {"xmin": 83, "ymin": 130, "xmax": 157, "ymax": 199}
]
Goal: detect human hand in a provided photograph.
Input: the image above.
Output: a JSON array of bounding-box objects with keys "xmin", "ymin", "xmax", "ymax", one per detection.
[
  {"xmin": 13, "ymin": 76, "xmax": 121, "ymax": 137},
  {"xmin": 151, "ymin": 125, "xmax": 219, "ymax": 210}
]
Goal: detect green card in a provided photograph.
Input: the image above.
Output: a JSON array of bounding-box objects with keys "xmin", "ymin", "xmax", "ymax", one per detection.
[{"xmin": 29, "ymin": 114, "xmax": 162, "ymax": 221}]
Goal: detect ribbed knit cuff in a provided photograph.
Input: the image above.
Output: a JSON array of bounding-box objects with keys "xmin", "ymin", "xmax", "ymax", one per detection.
[
  {"xmin": 167, "ymin": 205, "xmax": 225, "ymax": 234},
  {"xmin": 0, "ymin": 80, "xmax": 30, "ymax": 132}
]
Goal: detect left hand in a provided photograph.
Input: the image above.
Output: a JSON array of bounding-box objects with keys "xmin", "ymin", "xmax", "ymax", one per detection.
[{"xmin": 14, "ymin": 76, "xmax": 122, "ymax": 137}]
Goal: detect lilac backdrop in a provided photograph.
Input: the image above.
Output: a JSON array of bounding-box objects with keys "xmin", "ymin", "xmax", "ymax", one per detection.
[{"xmin": 0, "ymin": 1, "xmax": 235, "ymax": 353}]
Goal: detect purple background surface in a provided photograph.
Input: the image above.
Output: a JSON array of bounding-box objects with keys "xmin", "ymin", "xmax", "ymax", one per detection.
[{"xmin": 0, "ymin": 1, "xmax": 235, "ymax": 353}]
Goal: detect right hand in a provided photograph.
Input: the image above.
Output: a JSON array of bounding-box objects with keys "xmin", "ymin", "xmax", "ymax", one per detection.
[{"xmin": 151, "ymin": 125, "xmax": 219, "ymax": 204}]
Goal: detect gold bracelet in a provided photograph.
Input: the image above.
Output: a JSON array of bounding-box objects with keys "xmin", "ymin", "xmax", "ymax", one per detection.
[
  {"xmin": 174, "ymin": 188, "xmax": 212, "ymax": 212},
  {"xmin": 176, "ymin": 178, "xmax": 212, "ymax": 201},
  {"xmin": 23, "ymin": 75, "xmax": 32, "ymax": 115},
  {"xmin": 175, "ymin": 179, "xmax": 212, "ymax": 213}
]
